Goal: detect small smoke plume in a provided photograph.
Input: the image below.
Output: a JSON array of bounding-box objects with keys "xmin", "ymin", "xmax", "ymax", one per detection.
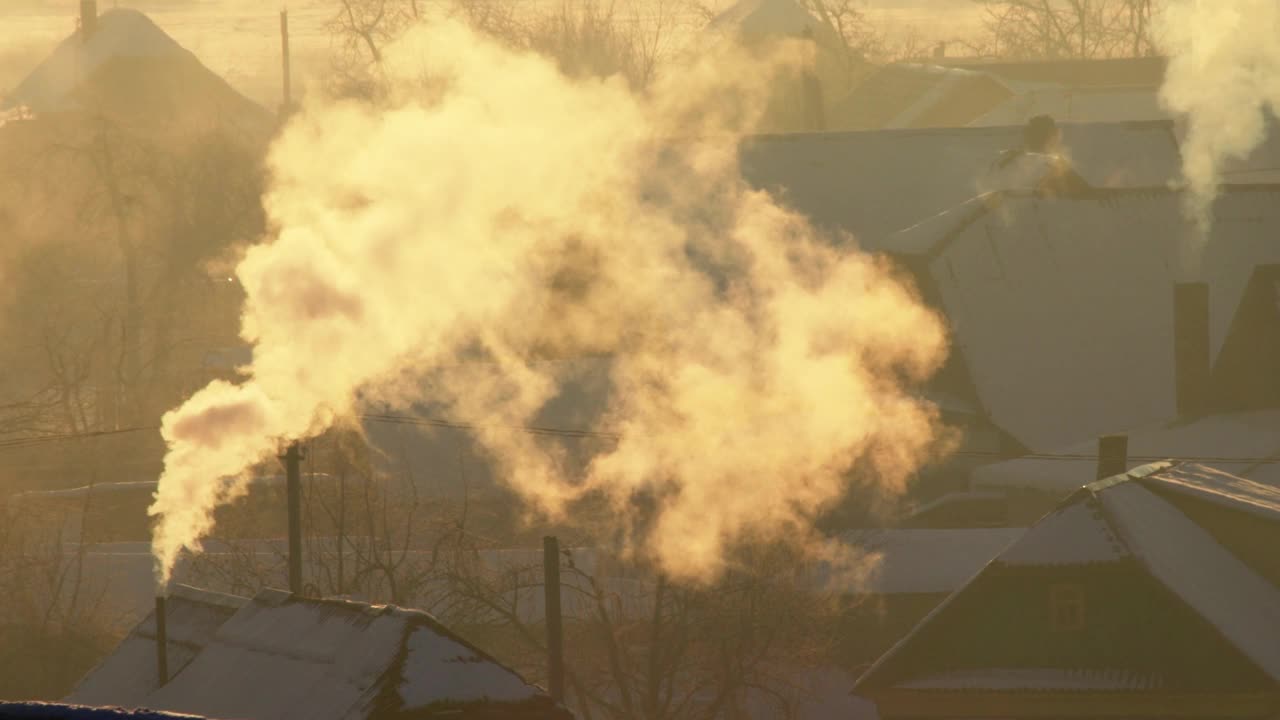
[
  {"xmin": 148, "ymin": 20, "xmax": 948, "ymax": 586},
  {"xmin": 1159, "ymin": 0, "xmax": 1280, "ymax": 226}
]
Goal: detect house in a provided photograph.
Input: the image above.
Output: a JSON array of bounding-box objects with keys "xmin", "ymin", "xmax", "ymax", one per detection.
[
  {"xmin": 855, "ymin": 461, "xmax": 1280, "ymax": 720},
  {"xmin": 68, "ymin": 585, "xmax": 572, "ymax": 720},
  {"xmin": 738, "ymin": 120, "xmax": 1182, "ymax": 244},
  {"xmin": 972, "ymin": 408, "xmax": 1280, "ymax": 523},
  {"xmin": 1, "ymin": 3, "xmax": 273, "ymax": 141},
  {"xmin": 882, "ymin": 185, "xmax": 1280, "ymax": 455}
]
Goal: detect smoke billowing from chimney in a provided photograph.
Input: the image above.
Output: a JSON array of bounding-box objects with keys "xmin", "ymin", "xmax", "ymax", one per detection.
[
  {"xmin": 1159, "ymin": 0, "xmax": 1280, "ymax": 227},
  {"xmin": 147, "ymin": 20, "xmax": 949, "ymax": 586}
]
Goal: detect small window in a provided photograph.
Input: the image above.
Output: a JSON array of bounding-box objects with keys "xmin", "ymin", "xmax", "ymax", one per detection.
[{"xmin": 1050, "ymin": 583, "xmax": 1085, "ymax": 632}]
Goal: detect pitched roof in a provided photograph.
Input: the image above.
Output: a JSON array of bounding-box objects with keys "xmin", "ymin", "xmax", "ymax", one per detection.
[
  {"xmin": 856, "ymin": 462, "xmax": 1280, "ymax": 695},
  {"xmin": 889, "ymin": 186, "xmax": 1280, "ymax": 451},
  {"xmin": 2, "ymin": 9, "xmax": 273, "ymax": 141},
  {"xmin": 739, "ymin": 121, "xmax": 1182, "ymax": 244},
  {"xmin": 835, "ymin": 528, "xmax": 1025, "ymax": 594},
  {"xmin": 972, "ymin": 409, "xmax": 1280, "ymax": 497},
  {"xmin": 67, "ymin": 585, "xmax": 245, "ymax": 708},
  {"xmin": 69, "ymin": 588, "xmax": 569, "ymax": 720}
]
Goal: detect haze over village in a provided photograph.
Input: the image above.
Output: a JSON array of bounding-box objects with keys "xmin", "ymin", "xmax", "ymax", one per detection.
[{"xmin": 1, "ymin": 1, "xmax": 1279, "ymax": 720}]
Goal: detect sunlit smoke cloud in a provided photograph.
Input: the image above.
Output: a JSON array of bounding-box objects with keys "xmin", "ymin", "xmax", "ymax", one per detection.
[
  {"xmin": 1159, "ymin": 0, "xmax": 1280, "ymax": 228},
  {"xmin": 148, "ymin": 19, "xmax": 948, "ymax": 586}
]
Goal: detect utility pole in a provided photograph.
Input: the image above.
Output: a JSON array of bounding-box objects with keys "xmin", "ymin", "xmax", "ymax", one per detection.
[
  {"xmin": 543, "ymin": 536, "xmax": 565, "ymax": 703},
  {"xmin": 281, "ymin": 442, "xmax": 305, "ymax": 595},
  {"xmin": 280, "ymin": 9, "xmax": 293, "ymax": 114}
]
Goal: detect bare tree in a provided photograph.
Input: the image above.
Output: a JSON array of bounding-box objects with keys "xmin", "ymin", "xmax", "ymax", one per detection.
[{"xmin": 974, "ymin": 0, "xmax": 1161, "ymax": 59}]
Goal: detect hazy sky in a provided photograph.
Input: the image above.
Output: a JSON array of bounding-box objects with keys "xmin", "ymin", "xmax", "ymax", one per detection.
[{"xmin": 1, "ymin": 0, "xmax": 981, "ymax": 106}]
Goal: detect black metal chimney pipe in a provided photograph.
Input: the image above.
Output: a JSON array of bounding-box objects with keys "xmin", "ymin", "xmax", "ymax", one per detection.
[
  {"xmin": 1097, "ymin": 434, "xmax": 1129, "ymax": 480},
  {"xmin": 281, "ymin": 442, "xmax": 304, "ymax": 595},
  {"xmin": 543, "ymin": 536, "xmax": 565, "ymax": 703}
]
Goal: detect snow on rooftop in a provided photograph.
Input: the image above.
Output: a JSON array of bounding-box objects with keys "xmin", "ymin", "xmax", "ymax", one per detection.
[
  {"xmin": 399, "ymin": 618, "xmax": 538, "ymax": 708},
  {"xmin": 741, "ymin": 121, "xmax": 1181, "ymax": 246},
  {"xmin": 0, "ymin": 703, "xmax": 208, "ymax": 720},
  {"xmin": 1101, "ymin": 479, "xmax": 1280, "ymax": 682},
  {"xmin": 835, "ymin": 528, "xmax": 1024, "ymax": 595},
  {"xmin": 67, "ymin": 586, "xmax": 245, "ymax": 708},
  {"xmin": 920, "ymin": 188, "xmax": 1280, "ymax": 451},
  {"xmin": 972, "ymin": 408, "xmax": 1280, "ymax": 496},
  {"xmin": 96, "ymin": 589, "xmax": 561, "ymax": 720},
  {"xmin": 5, "ymin": 9, "xmax": 189, "ymax": 112},
  {"xmin": 996, "ymin": 501, "xmax": 1126, "ymax": 567}
]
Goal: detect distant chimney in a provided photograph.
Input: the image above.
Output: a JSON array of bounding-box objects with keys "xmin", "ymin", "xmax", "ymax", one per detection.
[
  {"xmin": 80, "ymin": 0, "xmax": 98, "ymax": 42},
  {"xmin": 1096, "ymin": 435, "xmax": 1128, "ymax": 480},
  {"xmin": 1173, "ymin": 282, "xmax": 1211, "ymax": 416},
  {"xmin": 155, "ymin": 595, "xmax": 169, "ymax": 686}
]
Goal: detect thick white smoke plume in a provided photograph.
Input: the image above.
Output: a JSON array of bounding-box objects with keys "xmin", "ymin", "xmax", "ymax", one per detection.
[
  {"xmin": 1159, "ymin": 0, "xmax": 1280, "ymax": 224},
  {"xmin": 148, "ymin": 20, "xmax": 948, "ymax": 586}
]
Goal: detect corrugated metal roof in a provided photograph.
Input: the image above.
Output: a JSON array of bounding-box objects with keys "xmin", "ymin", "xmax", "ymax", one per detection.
[
  {"xmin": 923, "ymin": 188, "xmax": 1280, "ymax": 451},
  {"xmin": 1101, "ymin": 479, "xmax": 1280, "ymax": 682},
  {"xmin": 972, "ymin": 409, "xmax": 1280, "ymax": 496},
  {"xmin": 739, "ymin": 122, "xmax": 1182, "ymax": 246},
  {"xmin": 896, "ymin": 667, "xmax": 1164, "ymax": 691},
  {"xmin": 856, "ymin": 462, "xmax": 1280, "ymax": 694}
]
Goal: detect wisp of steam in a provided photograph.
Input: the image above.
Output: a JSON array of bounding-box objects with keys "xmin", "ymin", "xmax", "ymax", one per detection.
[
  {"xmin": 148, "ymin": 20, "xmax": 948, "ymax": 587},
  {"xmin": 1160, "ymin": 0, "xmax": 1280, "ymax": 226}
]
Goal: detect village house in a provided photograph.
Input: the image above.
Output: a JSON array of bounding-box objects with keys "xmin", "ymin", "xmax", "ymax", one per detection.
[
  {"xmin": 68, "ymin": 585, "xmax": 572, "ymax": 720},
  {"xmin": 855, "ymin": 461, "xmax": 1280, "ymax": 720}
]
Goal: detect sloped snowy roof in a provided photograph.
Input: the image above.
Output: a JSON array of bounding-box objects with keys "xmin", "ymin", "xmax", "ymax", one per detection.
[
  {"xmin": 899, "ymin": 186, "xmax": 1280, "ymax": 451},
  {"xmin": 83, "ymin": 588, "xmax": 567, "ymax": 720},
  {"xmin": 973, "ymin": 409, "xmax": 1280, "ymax": 496},
  {"xmin": 834, "ymin": 528, "xmax": 1024, "ymax": 594},
  {"xmin": 4, "ymin": 10, "xmax": 188, "ymax": 112},
  {"xmin": 739, "ymin": 121, "xmax": 1182, "ymax": 245},
  {"xmin": 67, "ymin": 585, "xmax": 245, "ymax": 708},
  {"xmin": 857, "ymin": 461, "xmax": 1280, "ymax": 694}
]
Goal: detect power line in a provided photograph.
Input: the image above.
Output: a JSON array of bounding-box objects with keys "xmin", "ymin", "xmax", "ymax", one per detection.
[{"xmin": 0, "ymin": 425, "xmax": 158, "ymax": 450}]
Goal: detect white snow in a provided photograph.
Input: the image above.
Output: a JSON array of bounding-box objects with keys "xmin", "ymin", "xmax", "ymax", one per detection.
[
  {"xmin": 837, "ymin": 528, "xmax": 1024, "ymax": 594},
  {"xmin": 996, "ymin": 502, "xmax": 1126, "ymax": 567},
  {"xmin": 1101, "ymin": 481, "xmax": 1280, "ymax": 682},
  {"xmin": 398, "ymin": 623, "xmax": 538, "ymax": 707}
]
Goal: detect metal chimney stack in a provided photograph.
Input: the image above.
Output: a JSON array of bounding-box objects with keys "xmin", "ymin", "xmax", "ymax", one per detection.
[
  {"xmin": 80, "ymin": 0, "xmax": 98, "ymax": 42},
  {"xmin": 155, "ymin": 595, "xmax": 169, "ymax": 686},
  {"xmin": 1173, "ymin": 282, "xmax": 1211, "ymax": 417}
]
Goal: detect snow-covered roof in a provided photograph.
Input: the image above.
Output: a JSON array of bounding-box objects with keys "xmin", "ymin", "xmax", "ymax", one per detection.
[
  {"xmin": 1100, "ymin": 476, "xmax": 1280, "ymax": 681},
  {"xmin": 973, "ymin": 408, "xmax": 1280, "ymax": 496},
  {"xmin": 740, "ymin": 121, "xmax": 1182, "ymax": 245},
  {"xmin": 835, "ymin": 528, "xmax": 1024, "ymax": 594},
  {"xmin": 71, "ymin": 587, "xmax": 566, "ymax": 720},
  {"xmin": 68, "ymin": 585, "xmax": 245, "ymax": 708},
  {"xmin": 857, "ymin": 461, "xmax": 1280, "ymax": 694},
  {"xmin": 4, "ymin": 9, "xmax": 188, "ymax": 112},
  {"xmin": 0, "ymin": 703, "xmax": 208, "ymax": 720},
  {"xmin": 897, "ymin": 186, "xmax": 1280, "ymax": 452}
]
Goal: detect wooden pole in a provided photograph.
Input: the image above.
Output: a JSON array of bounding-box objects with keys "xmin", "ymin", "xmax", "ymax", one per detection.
[
  {"xmin": 282, "ymin": 442, "xmax": 304, "ymax": 595},
  {"xmin": 1097, "ymin": 434, "xmax": 1128, "ymax": 480},
  {"xmin": 543, "ymin": 535, "xmax": 565, "ymax": 703},
  {"xmin": 280, "ymin": 9, "xmax": 293, "ymax": 112}
]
